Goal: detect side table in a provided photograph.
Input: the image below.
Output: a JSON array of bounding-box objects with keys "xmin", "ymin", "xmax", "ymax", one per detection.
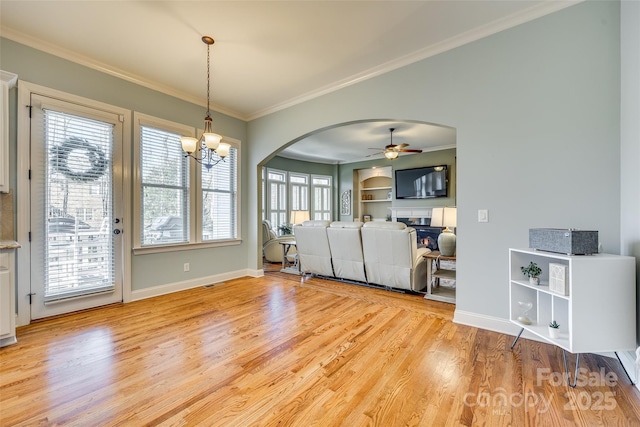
[
  {"xmin": 279, "ymin": 240, "xmax": 300, "ymax": 275},
  {"xmin": 424, "ymin": 251, "xmax": 456, "ymax": 303}
]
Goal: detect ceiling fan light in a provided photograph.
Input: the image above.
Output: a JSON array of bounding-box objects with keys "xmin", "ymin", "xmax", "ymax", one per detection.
[{"xmin": 385, "ymin": 151, "xmax": 399, "ymax": 160}]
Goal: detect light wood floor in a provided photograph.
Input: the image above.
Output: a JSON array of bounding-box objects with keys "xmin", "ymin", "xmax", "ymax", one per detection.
[{"xmin": 2, "ymin": 269, "xmax": 640, "ymax": 426}]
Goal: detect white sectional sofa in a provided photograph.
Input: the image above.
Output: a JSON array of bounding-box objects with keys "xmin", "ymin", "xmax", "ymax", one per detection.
[
  {"xmin": 293, "ymin": 220, "xmax": 334, "ymax": 277},
  {"xmin": 327, "ymin": 221, "xmax": 367, "ymax": 283},
  {"xmin": 294, "ymin": 220, "xmax": 430, "ymax": 292}
]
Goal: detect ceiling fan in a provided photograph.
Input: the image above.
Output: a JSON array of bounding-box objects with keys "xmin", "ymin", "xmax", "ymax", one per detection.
[{"xmin": 368, "ymin": 128, "xmax": 423, "ymax": 160}]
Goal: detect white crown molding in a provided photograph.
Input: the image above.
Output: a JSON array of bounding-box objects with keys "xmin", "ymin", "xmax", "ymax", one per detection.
[
  {"xmin": 0, "ymin": 27, "xmax": 246, "ymax": 121},
  {"xmin": 2, "ymin": 1, "xmax": 581, "ymax": 122},
  {"xmin": 247, "ymin": 0, "xmax": 582, "ymax": 121}
]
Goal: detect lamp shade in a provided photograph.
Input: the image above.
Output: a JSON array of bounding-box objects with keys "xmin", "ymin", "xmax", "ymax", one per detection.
[
  {"xmin": 204, "ymin": 133, "xmax": 222, "ymax": 149},
  {"xmin": 431, "ymin": 206, "xmax": 457, "ymax": 256},
  {"xmin": 290, "ymin": 210, "xmax": 310, "ymax": 225},
  {"xmin": 180, "ymin": 136, "xmax": 198, "ymax": 154},
  {"xmin": 430, "ymin": 207, "xmax": 456, "ymax": 229},
  {"xmin": 217, "ymin": 142, "xmax": 230, "ymax": 158}
]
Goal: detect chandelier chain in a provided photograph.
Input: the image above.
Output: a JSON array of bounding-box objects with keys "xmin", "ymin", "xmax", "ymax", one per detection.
[{"xmin": 206, "ymin": 43, "xmax": 211, "ymax": 116}]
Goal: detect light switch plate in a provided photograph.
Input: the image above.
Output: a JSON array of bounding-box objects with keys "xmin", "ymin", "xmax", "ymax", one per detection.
[{"xmin": 478, "ymin": 209, "xmax": 489, "ymax": 222}]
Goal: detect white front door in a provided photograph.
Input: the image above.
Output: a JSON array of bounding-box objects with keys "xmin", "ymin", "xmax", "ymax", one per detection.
[{"xmin": 29, "ymin": 94, "xmax": 124, "ymax": 319}]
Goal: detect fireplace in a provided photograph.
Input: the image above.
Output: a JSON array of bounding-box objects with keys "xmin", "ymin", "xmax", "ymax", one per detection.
[{"xmin": 397, "ymin": 217, "xmax": 442, "ymax": 251}]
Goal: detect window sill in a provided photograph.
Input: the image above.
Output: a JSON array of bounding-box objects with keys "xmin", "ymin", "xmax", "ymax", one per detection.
[{"xmin": 133, "ymin": 238, "xmax": 242, "ymax": 255}]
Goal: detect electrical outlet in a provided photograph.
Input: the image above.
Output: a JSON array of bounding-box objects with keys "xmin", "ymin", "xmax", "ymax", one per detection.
[
  {"xmin": 478, "ymin": 209, "xmax": 489, "ymax": 222},
  {"xmin": 183, "ymin": 263, "xmax": 190, "ymax": 272}
]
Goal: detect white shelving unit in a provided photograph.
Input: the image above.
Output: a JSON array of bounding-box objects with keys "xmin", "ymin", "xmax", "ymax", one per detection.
[
  {"xmin": 357, "ymin": 167, "xmax": 392, "ymax": 222},
  {"xmin": 509, "ymin": 248, "xmax": 636, "ymax": 354}
]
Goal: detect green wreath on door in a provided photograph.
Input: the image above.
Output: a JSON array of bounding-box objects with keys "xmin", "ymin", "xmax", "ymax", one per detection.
[{"xmin": 50, "ymin": 137, "xmax": 108, "ymax": 182}]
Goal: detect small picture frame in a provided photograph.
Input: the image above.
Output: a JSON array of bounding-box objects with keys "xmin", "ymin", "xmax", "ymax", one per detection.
[
  {"xmin": 549, "ymin": 263, "xmax": 569, "ymax": 296},
  {"xmin": 363, "ymin": 215, "xmax": 372, "ymax": 222}
]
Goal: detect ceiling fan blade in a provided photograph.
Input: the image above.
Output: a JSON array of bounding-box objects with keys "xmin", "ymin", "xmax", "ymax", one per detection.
[
  {"xmin": 366, "ymin": 152, "xmax": 384, "ymax": 157},
  {"xmin": 398, "ymin": 149, "xmax": 422, "ymax": 153},
  {"xmin": 395, "ymin": 143, "xmax": 409, "ymax": 149}
]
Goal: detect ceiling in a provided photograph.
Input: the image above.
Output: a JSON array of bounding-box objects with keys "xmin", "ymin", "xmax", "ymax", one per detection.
[
  {"xmin": 0, "ymin": 1, "xmax": 577, "ymax": 163},
  {"xmin": 278, "ymin": 120, "xmax": 457, "ymax": 164}
]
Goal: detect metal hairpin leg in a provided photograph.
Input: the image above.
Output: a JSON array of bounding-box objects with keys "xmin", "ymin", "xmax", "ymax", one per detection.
[
  {"xmin": 510, "ymin": 328, "xmax": 524, "ymax": 349},
  {"xmin": 614, "ymin": 351, "xmax": 636, "ymax": 385},
  {"xmin": 562, "ymin": 350, "xmax": 581, "ymax": 388}
]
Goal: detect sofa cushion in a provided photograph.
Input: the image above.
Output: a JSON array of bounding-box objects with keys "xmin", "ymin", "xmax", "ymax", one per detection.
[
  {"xmin": 361, "ymin": 222, "xmax": 427, "ymax": 291},
  {"xmin": 327, "ymin": 221, "xmax": 366, "ymax": 282},
  {"xmin": 294, "ymin": 221, "xmax": 334, "ymax": 277}
]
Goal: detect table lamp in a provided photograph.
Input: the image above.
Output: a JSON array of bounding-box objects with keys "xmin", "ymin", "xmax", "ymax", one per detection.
[
  {"xmin": 431, "ymin": 207, "xmax": 457, "ymax": 256},
  {"xmin": 290, "ymin": 210, "xmax": 310, "ymax": 226}
]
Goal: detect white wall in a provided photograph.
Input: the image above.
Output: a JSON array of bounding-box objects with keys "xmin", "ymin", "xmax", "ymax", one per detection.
[
  {"xmin": 248, "ymin": 2, "xmax": 623, "ymax": 324},
  {"xmin": 620, "ymin": 0, "xmax": 640, "ymax": 342}
]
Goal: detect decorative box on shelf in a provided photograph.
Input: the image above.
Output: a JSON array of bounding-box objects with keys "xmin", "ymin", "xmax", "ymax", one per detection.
[{"xmin": 548, "ymin": 262, "xmax": 568, "ymax": 296}]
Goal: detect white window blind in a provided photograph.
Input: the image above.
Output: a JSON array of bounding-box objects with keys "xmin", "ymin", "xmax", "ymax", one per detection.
[
  {"xmin": 139, "ymin": 125, "xmax": 189, "ymax": 245},
  {"xmin": 312, "ymin": 175, "xmax": 332, "ymax": 220},
  {"xmin": 289, "ymin": 173, "xmax": 309, "ymax": 211},
  {"xmin": 44, "ymin": 109, "xmax": 115, "ymax": 301},
  {"xmin": 267, "ymin": 169, "xmax": 287, "ymax": 230},
  {"xmin": 201, "ymin": 146, "xmax": 238, "ymax": 240}
]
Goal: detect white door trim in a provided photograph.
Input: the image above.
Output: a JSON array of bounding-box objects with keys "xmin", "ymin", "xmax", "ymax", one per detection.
[{"xmin": 16, "ymin": 81, "xmax": 132, "ymax": 326}]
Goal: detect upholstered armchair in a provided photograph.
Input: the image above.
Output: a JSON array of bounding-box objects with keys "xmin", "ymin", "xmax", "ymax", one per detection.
[{"xmin": 262, "ymin": 220, "xmax": 295, "ymax": 263}]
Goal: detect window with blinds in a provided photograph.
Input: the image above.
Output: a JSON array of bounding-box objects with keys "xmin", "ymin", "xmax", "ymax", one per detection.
[
  {"xmin": 267, "ymin": 169, "xmax": 287, "ymax": 230},
  {"xmin": 134, "ymin": 112, "xmax": 241, "ymax": 250},
  {"xmin": 139, "ymin": 125, "xmax": 189, "ymax": 246},
  {"xmin": 201, "ymin": 146, "xmax": 238, "ymax": 240},
  {"xmin": 312, "ymin": 175, "xmax": 332, "ymax": 220},
  {"xmin": 44, "ymin": 109, "xmax": 115, "ymax": 301},
  {"xmin": 289, "ymin": 173, "xmax": 309, "ymax": 211},
  {"xmin": 263, "ymin": 168, "xmax": 332, "ymax": 226}
]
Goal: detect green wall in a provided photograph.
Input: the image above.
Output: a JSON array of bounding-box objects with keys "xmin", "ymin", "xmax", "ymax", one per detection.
[
  {"xmin": 265, "ymin": 155, "xmax": 336, "ymax": 176},
  {"xmin": 337, "ymin": 148, "xmax": 456, "ymax": 222},
  {"xmin": 0, "ymin": 37, "xmax": 249, "ymax": 291},
  {"xmin": 247, "ymin": 1, "xmax": 623, "ymax": 324},
  {"xmin": 3, "ymin": 1, "xmax": 638, "ymax": 337}
]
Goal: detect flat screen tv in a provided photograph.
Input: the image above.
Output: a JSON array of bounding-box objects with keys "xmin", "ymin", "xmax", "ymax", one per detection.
[{"xmin": 395, "ymin": 165, "xmax": 448, "ymax": 199}]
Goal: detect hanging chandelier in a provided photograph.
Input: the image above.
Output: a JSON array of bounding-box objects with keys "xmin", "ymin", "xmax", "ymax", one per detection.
[{"xmin": 180, "ymin": 36, "xmax": 230, "ymax": 169}]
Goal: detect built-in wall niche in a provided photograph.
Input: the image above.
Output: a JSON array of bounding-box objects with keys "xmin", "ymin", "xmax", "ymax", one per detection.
[{"xmin": 357, "ymin": 167, "xmax": 392, "ymax": 222}]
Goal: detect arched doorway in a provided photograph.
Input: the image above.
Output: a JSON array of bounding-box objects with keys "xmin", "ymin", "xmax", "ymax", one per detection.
[{"xmin": 257, "ymin": 119, "xmax": 457, "ymax": 270}]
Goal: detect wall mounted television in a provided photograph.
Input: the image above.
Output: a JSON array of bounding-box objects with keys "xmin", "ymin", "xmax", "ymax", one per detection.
[{"xmin": 395, "ymin": 165, "xmax": 448, "ymax": 199}]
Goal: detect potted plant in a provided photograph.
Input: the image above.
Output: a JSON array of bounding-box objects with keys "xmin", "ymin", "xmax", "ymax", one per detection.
[
  {"xmin": 548, "ymin": 320, "xmax": 560, "ymax": 339},
  {"xmin": 521, "ymin": 262, "xmax": 542, "ymax": 285},
  {"xmin": 278, "ymin": 223, "xmax": 293, "ymax": 236}
]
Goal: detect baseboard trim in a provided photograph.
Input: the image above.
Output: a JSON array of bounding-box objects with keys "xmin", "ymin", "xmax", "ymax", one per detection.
[
  {"xmin": 453, "ymin": 309, "xmax": 546, "ymax": 344},
  {"xmin": 131, "ymin": 268, "xmax": 263, "ymax": 301}
]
